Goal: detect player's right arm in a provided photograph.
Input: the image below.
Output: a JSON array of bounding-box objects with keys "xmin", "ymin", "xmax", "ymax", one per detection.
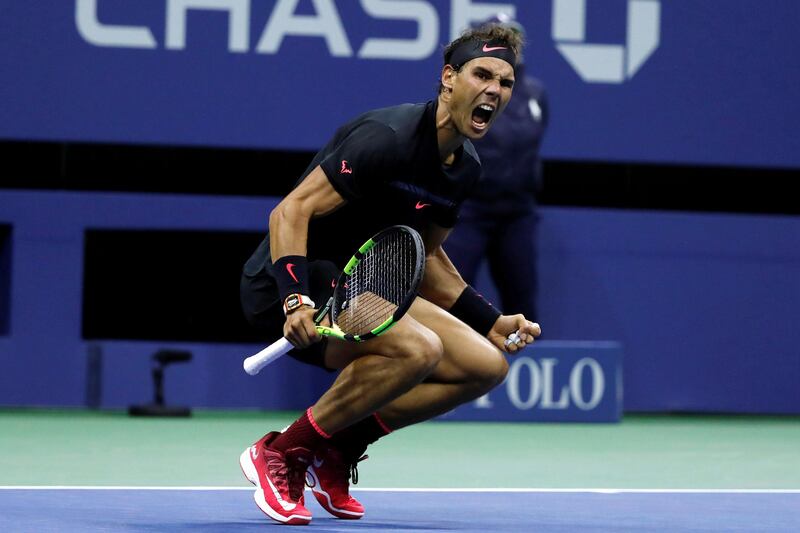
[{"xmin": 269, "ymin": 165, "xmax": 345, "ymax": 348}]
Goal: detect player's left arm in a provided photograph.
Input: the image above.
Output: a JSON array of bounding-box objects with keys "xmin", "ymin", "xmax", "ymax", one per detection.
[
  {"xmin": 417, "ymin": 224, "xmax": 466, "ymax": 307},
  {"xmin": 418, "ymin": 225, "xmax": 541, "ymax": 353}
]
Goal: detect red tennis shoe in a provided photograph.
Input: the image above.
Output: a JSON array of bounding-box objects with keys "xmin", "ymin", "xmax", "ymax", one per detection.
[
  {"xmin": 306, "ymin": 445, "xmax": 366, "ymax": 519},
  {"xmin": 239, "ymin": 432, "xmax": 313, "ymax": 525}
]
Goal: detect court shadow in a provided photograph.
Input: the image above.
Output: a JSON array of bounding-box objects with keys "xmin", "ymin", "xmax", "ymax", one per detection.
[
  {"xmin": 309, "ymin": 518, "xmax": 459, "ymax": 531},
  {"xmin": 130, "ymin": 521, "xmax": 270, "ymax": 531},
  {"xmin": 164, "ymin": 519, "xmax": 457, "ymax": 532}
]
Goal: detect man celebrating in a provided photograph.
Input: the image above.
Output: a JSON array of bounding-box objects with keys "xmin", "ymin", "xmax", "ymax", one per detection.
[{"xmin": 239, "ymin": 23, "xmax": 541, "ymax": 525}]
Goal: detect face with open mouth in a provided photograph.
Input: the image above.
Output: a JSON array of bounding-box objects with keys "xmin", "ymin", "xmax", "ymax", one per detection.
[{"xmin": 443, "ymin": 57, "xmax": 515, "ymax": 139}]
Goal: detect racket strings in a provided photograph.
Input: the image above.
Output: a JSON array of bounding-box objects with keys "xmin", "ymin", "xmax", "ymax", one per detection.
[{"xmin": 336, "ymin": 231, "xmax": 416, "ymax": 335}]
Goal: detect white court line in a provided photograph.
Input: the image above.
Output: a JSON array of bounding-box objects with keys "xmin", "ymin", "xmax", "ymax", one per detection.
[{"xmin": 1, "ymin": 486, "xmax": 799, "ymax": 494}]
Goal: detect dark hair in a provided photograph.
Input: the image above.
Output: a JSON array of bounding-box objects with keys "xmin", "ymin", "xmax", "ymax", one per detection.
[{"xmin": 438, "ymin": 24, "xmax": 524, "ymax": 94}]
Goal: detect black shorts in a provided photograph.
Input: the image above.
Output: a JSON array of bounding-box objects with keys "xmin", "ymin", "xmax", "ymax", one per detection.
[{"xmin": 240, "ymin": 260, "xmax": 339, "ymax": 371}]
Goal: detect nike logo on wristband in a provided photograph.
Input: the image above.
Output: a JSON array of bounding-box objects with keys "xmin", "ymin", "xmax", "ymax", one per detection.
[
  {"xmin": 482, "ymin": 43, "xmax": 507, "ymax": 52},
  {"xmin": 286, "ymin": 263, "xmax": 299, "ymax": 283}
]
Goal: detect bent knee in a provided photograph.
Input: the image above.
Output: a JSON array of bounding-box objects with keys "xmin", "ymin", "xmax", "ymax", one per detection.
[
  {"xmin": 490, "ymin": 352, "xmax": 510, "ymax": 385},
  {"xmin": 402, "ymin": 329, "xmax": 444, "ymax": 377},
  {"xmin": 477, "ymin": 350, "xmax": 509, "ymax": 390}
]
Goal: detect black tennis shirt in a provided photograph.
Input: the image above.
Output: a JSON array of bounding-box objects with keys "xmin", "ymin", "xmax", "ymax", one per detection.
[{"xmin": 244, "ymin": 100, "xmax": 481, "ymax": 276}]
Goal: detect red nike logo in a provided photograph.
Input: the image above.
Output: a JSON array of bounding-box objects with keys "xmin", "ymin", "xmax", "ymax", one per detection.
[
  {"xmin": 286, "ymin": 263, "xmax": 299, "ymax": 283},
  {"xmin": 340, "ymin": 160, "xmax": 353, "ymax": 174},
  {"xmin": 415, "ymin": 201, "xmax": 431, "ymax": 210},
  {"xmin": 482, "ymin": 43, "xmax": 507, "ymax": 52},
  {"xmin": 331, "ymin": 278, "xmax": 336, "ymax": 288}
]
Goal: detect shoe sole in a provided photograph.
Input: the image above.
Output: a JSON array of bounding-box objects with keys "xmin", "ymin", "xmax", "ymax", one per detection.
[
  {"xmin": 239, "ymin": 448, "xmax": 312, "ymax": 526},
  {"xmin": 307, "ymin": 466, "xmax": 365, "ymax": 520}
]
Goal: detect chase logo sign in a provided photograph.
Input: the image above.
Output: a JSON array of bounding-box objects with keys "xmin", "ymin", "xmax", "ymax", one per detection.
[
  {"xmin": 439, "ymin": 341, "xmax": 623, "ymax": 423},
  {"xmin": 75, "ymin": 0, "xmax": 660, "ymax": 83},
  {"xmin": 553, "ymin": 0, "xmax": 661, "ymax": 83},
  {"xmin": 1, "ymin": 0, "xmax": 784, "ymax": 168},
  {"xmin": 75, "ymin": 0, "xmax": 519, "ymax": 60}
]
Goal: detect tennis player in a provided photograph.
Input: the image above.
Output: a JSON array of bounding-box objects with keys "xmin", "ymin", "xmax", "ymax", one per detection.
[{"xmin": 239, "ymin": 23, "xmax": 541, "ymax": 525}]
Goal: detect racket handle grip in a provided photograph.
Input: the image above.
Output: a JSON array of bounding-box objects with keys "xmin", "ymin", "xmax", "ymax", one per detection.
[{"xmin": 243, "ymin": 337, "xmax": 293, "ymax": 375}]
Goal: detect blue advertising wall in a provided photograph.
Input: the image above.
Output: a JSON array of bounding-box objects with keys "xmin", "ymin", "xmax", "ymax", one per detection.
[
  {"xmin": 2, "ymin": 0, "xmax": 799, "ymax": 168},
  {"xmin": 0, "ymin": 191, "xmax": 337, "ymax": 410},
  {"xmin": 1, "ymin": 190, "xmax": 798, "ymax": 414},
  {"xmin": 484, "ymin": 207, "xmax": 800, "ymax": 414},
  {"xmin": 441, "ymin": 342, "xmax": 623, "ymax": 422}
]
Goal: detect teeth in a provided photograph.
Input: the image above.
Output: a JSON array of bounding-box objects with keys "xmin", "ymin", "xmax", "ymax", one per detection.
[{"xmin": 479, "ymin": 104, "xmax": 494, "ymax": 111}]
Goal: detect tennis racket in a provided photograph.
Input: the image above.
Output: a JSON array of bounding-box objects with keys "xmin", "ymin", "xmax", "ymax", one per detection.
[{"xmin": 243, "ymin": 225, "xmax": 426, "ymax": 375}]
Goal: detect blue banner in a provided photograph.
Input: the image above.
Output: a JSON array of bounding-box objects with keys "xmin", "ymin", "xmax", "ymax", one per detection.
[
  {"xmin": 1, "ymin": 1, "xmax": 798, "ymax": 168},
  {"xmin": 438, "ymin": 341, "xmax": 623, "ymax": 422}
]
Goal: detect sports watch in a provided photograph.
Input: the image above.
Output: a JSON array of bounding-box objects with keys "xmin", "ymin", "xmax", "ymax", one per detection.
[{"xmin": 283, "ymin": 293, "xmax": 315, "ymax": 315}]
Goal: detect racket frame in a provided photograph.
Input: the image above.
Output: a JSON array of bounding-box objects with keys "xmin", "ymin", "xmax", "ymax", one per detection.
[{"xmin": 315, "ymin": 225, "xmax": 425, "ymax": 342}]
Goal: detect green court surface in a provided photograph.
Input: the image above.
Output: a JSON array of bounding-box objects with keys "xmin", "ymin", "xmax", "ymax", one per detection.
[{"xmin": 1, "ymin": 409, "xmax": 798, "ymax": 489}]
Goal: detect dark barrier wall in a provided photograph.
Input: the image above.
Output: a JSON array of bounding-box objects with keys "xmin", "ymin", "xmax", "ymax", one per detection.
[
  {"xmin": 2, "ymin": 1, "xmax": 799, "ymax": 168},
  {"xmin": 1, "ymin": 190, "xmax": 798, "ymax": 413},
  {"xmin": 0, "ymin": 225, "xmax": 11, "ymax": 334}
]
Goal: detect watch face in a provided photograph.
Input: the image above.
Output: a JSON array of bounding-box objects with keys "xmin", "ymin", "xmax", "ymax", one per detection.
[{"xmin": 286, "ymin": 294, "xmax": 301, "ymax": 311}]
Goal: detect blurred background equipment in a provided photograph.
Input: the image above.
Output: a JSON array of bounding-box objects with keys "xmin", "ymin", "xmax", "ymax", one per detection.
[{"xmin": 128, "ymin": 349, "xmax": 193, "ymax": 417}]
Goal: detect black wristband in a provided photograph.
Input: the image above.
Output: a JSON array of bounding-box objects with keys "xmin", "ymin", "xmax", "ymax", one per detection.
[
  {"xmin": 449, "ymin": 285, "xmax": 501, "ymax": 336},
  {"xmin": 272, "ymin": 255, "xmax": 311, "ymax": 302}
]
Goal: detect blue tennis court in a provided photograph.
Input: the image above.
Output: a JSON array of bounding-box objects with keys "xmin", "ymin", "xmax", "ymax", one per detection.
[
  {"xmin": 2, "ymin": 411, "xmax": 799, "ymax": 531},
  {"xmin": 1, "ymin": 487, "xmax": 798, "ymax": 532}
]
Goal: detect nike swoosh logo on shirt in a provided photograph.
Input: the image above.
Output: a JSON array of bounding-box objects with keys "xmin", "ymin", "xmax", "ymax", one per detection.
[{"xmin": 415, "ymin": 201, "xmax": 431, "ymax": 209}]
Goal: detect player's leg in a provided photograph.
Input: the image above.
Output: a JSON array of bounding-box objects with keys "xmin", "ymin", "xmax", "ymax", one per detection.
[
  {"xmin": 239, "ymin": 266, "xmax": 317, "ymax": 524},
  {"xmin": 317, "ymin": 296, "xmax": 508, "ymax": 437},
  {"xmin": 276, "ymin": 315, "xmax": 445, "ymax": 520},
  {"xmin": 311, "ymin": 314, "xmax": 444, "ymax": 432},
  {"xmin": 241, "ymin": 259, "xmax": 442, "ymax": 523},
  {"xmin": 265, "ymin": 315, "xmax": 445, "ymax": 455},
  {"xmin": 306, "ymin": 299, "xmax": 505, "ymax": 519},
  {"xmin": 307, "ymin": 296, "xmax": 507, "ymax": 518},
  {"xmin": 371, "ymin": 296, "xmax": 508, "ymax": 429}
]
